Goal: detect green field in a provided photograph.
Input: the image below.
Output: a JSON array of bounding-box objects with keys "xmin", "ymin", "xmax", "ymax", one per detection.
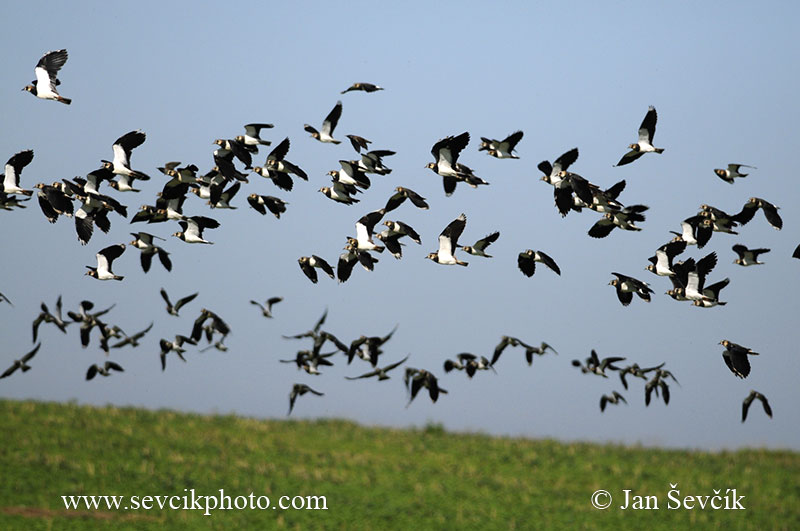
[{"xmin": 0, "ymin": 399, "xmax": 797, "ymax": 529}]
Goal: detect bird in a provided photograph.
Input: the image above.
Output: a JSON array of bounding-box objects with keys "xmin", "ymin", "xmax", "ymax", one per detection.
[
  {"xmin": 719, "ymin": 340, "xmax": 759, "ymax": 379},
  {"xmin": 305, "ymin": 101, "xmax": 342, "ymax": 144},
  {"xmin": 482, "ymin": 131, "xmax": 524, "ymax": 159},
  {"xmin": 341, "ymin": 82, "xmax": 384, "ymax": 94},
  {"xmin": 85, "ymin": 244, "xmax": 126, "ymax": 281},
  {"xmin": 110, "ymin": 322, "xmax": 154, "ymax": 349},
  {"xmin": 253, "ymin": 138, "xmax": 307, "ymax": 191},
  {"xmin": 350, "ymin": 209, "xmax": 386, "ymax": 252},
  {"xmin": 426, "ymin": 213, "xmax": 468, "ymax": 266},
  {"xmin": 247, "ymin": 194, "xmax": 287, "ymax": 219},
  {"xmin": 3, "ymin": 150, "xmax": 35, "ymax": 196},
  {"xmin": 427, "ymin": 132, "xmax": 486, "ymax": 196},
  {"xmin": 443, "ymin": 353, "xmax": 494, "ymax": 378},
  {"xmin": 288, "ymin": 384, "xmax": 324, "ymax": 415},
  {"xmin": 298, "ymin": 256, "xmax": 336, "ymax": 284},
  {"xmin": 213, "ymin": 138, "xmax": 255, "ymax": 168},
  {"xmin": 615, "ymin": 105, "xmax": 663, "ymax": 166},
  {"xmin": 538, "ymin": 148, "xmax": 579, "ymax": 188},
  {"xmin": 282, "ymin": 308, "xmax": 328, "ymax": 341},
  {"xmin": 644, "ymin": 373, "xmax": 671, "ymax": 407},
  {"xmin": 159, "ymin": 335, "xmax": 197, "ymax": 371},
  {"xmin": 190, "ymin": 308, "xmax": 231, "ymax": 343},
  {"xmin": 172, "ymin": 216, "xmax": 220, "ymax": 244},
  {"xmin": 646, "ymin": 240, "xmax": 687, "ymax": 276},
  {"xmin": 732, "ymin": 244, "xmax": 769, "ymax": 266},
  {"xmin": 86, "ymin": 361, "xmax": 124, "ymax": 381},
  {"xmin": 345, "ymin": 355, "xmax": 409, "ymax": 381},
  {"xmin": 735, "ymin": 197, "xmax": 782, "ymax": 230},
  {"xmin": 23, "ymin": 49, "xmax": 71, "ymax": 104},
  {"xmin": 672, "ymin": 215, "xmax": 713, "ymax": 248},
  {"xmin": 517, "ymin": 249, "xmax": 561, "ymax": 277},
  {"xmin": 571, "ymin": 350, "xmax": 625, "ymax": 377},
  {"xmin": 404, "ymin": 368, "xmax": 448, "ymax": 406},
  {"xmin": 160, "ymin": 288, "xmax": 199, "ymax": 316},
  {"xmin": 336, "ymin": 243, "xmax": 378, "ymax": 282},
  {"xmin": 714, "ymin": 164, "xmax": 756, "ymax": 184},
  {"xmin": 101, "ymin": 130, "xmax": 151, "ymax": 190},
  {"xmin": 250, "ymin": 297, "xmax": 283, "ymax": 318},
  {"xmin": 384, "ymin": 186, "xmax": 429, "ymax": 212},
  {"xmin": 130, "ymin": 232, "xmax": 171, "ymax": 273},
  {"xmin": 609, "ymin": 273, "xmax": 653, "ymax": 305},
  {"xmin": 684, "ymin": 252, "xmax": 719, "ymax": 301},
  {"xmin": 461, "ymin": 231, "xmax": 500, "ymax": 258},
  {"xmin": 319, "ymin": 179, "xmax": 360, "ymax": 205},
  {"xmin": 346, "ymin": 134, "xmax": 372, "ymax": 153},
  {"xmin": 490, "ymin": 336, "xmax": 558, "ymax": 366},
  {"xmin": 237, "ymin": 123, "xmax": 274, "ymax": 147},
  {"xmin": 588, "ymin": 205, "xmax": 648, "ymax": 238},
  {"xmin": 600, "ymin": 391, "xmax": 627, "ymax": 412},
  {"xmin": 742, "ymin": 390, "xmax": 772, "ymax": 422},
  {"xmin": 1, "ymin": 343, "xmax": 41, "ymax": 378},
  {"xmin": 691, "ymin": 277, "xmax": 730, "ymax": 308},
  {"xmin": 328, "ymin": 160, "xmax": 371, "ymax": 190},
  {"xmin": 31, "ymin": 296, "xmax": 70, "ymax": 342}
]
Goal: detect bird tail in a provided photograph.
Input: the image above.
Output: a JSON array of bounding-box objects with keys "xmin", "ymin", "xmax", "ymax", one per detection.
[
  {"xmin": 655, "ymin": 148, "xmax": 664, "ymax": 154},
  {"xmin": 58, "ymin": 96, "xmax": 72, "ymax": 105}
]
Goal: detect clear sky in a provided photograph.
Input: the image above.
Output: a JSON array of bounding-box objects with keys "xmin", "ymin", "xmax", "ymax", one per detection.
[{"xmin": 1, "ymin": 1, "xmax": 799, "ymax": 450}]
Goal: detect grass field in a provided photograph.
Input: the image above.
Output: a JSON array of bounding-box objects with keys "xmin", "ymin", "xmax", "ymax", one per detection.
[{"xmin": 0, "ymin": 399, "xmax": 797, "ymax": 529}]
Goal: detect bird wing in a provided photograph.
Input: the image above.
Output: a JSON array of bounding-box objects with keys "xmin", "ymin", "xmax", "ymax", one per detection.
[
  {"xmin": 638, "ymin": 106, "xmax": 658, "ymax": 144},
  {"xmin": 267, "ymin": 137, "xmax": 291, "ymax": 162},
  {"xmin": 321, "ymin": 101, "xmax": 343, "ymax": 136},
  {"xmin": 439, "ymin": 214, "xmax": 467, "ymax": 255},
  {"xmin": 37, "ymin": 49, "xmax": 69, "ymax": 89}
]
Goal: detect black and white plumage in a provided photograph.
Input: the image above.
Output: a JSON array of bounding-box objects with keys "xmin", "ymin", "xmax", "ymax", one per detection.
[
  {"xmin": 35, "ymin": 182, "xmax": 73, "ymax": 222},
  {"xmin": 427, "ymin": 133, "xmax": 486, "ymax": 196},
  {"xmin": 358, "ymin": 149, "xmax": 395, "ymax": 175},
  {"xmin": 461, "ymin": 231, "xmax": 500, "ymax": 258},
  {"xmin": 32, "ymin": 296, "xmax": 70, "ymax": 343},
  {"xmin": 350, "ymin": 209, "xmax": 386, "ymax": 252},
  {"xmin": 237, "ymin": 123, "xmax": 274, "ymax": 147},
  {"xmin": 538, "ymin": 148, "xmax": 579, "ymax": 188},
  {"xmin": 615, "ymin": 105, "xmax": 663, "ymax": 166},
  {"xmin": 384, "ymin": 186, "xmax": 429, "ymax": 212},
  {"xmin": 404, "ymin": 368, "xmax": 447, "ymax": 406},
  {"xmin": 85, "ymin": 244, "xmax": 126, "ymax": 281},
  {"xmin": 336, "ymin": 244, "xmax": 378, "ymax": 283},
  {"xmin": 253, "ymin": 138, "xmax": 307, "ymax": 191},
  {"xmin": 732, "ymin": 244, "xmax": 769, "ymax": 266},
  {"xmin": 426, "ymin": 213, "xmax": 468, "ymax": 266},
  {"xmin": 288, "ymin": 384, "xmax": 324, "ymax": 415},
  {"xmin": 571, "ymin": 350, "xmax": 625, "ymax": 378},
  {"xmin": 298, "ymin": 256, "xmax": 336, "ymax": 284},
  {"xmin": 328, "ymin": 160, "xmax": 371, "ymax": 190},
  {"xmin": 735, "ymin": 197, "xmax": 782, "ymax": 230},
  {"xmin": 377, "ymin": 220, "xmax": 422, "ymax": 260},
  {"xmin": 444, "ymin": 353, "xmax": 494, "ymax": 378},
  {"xmin": 588, "ymin": 205, "xmax": 648, "ymax": 238},
  {"xmin": 86, "ymin": 361, "xmax": 124, "ymax": 381},
  {"xmin": 102, "ymin": 130, "xmax": 151, "ymax": 190},
  {"xmin": 160, "ymin": 288, "xmax": 199, "ymax": 316},
  {"xmin": 159, "ymin": 335, "xmax": 197, "ymax": 371},
  {"xmin": 742, "ymin": 390, "xmax": 772, "ymax": 423},
  {"xmin": 490, "ymin": 336, "xmax": 558, "ymax": 366},
  {"xmin": 250, "ymin": 297, "xmax": 283, "ymax": 318},
  {"xmin": 247, "ymin": 194, "xmax": 287, "ymax": 218},
  {"xmin": 213, "ymin": 138, "xmax": 255, "ymax": 169},
  {"xmin": 481, "ymin": 131, "xmax": 524, "ymax": 159},
  {"xmin": 719, "ymin": 339, "xmax": 759, "ymax": 379},
  {"xmin": 714, "ymin": 164, "xmax": 755, "ymax": 184},
  {"xmin": 673, "ymin": 215, "xmax": 714, "ymax": 248},
  {"xmin": 600, "ymin": 391, "xmax": 627, "ymax": 412},
  {"xmin": 23, "ymin": 49, "xmax": 71, "ymax": 104},
  {"xmin": 130, "ymin": 232, "xmax": 171, "ymax": 273},
  {"xmin": 3, "ymin": 150, "xmax": 35, "ymax": 196},
  {"xmin": 341, "ymin": 82, "xmax": 383, "ymax": 94},
  {"xmin": 1, "ymin": 343, "xmax": 41, "ymax": 379},
  {"xmin": 172, "ymin": 216, "xmax": 220, "ymax": 244},
  {"xmin": 609, "ymin": 273, "xmax": 653, "ymax": 306},
  {"xmin": 305, "ymin": 101, "xmax": 342, "ymax": 144},
  {"xmin": 646, "ymin": 240, "xmax": 687, "ymax": 276},
  {"xmin": 190, "ymin": 308, "xmax": 230, "ymax": 343},
  {"xmin": 517, "ymin": 249, "xmax": 560, "ymax": 277},
  {"xmin": 319, "ymin": 178, "xmax": 360, "ymax": 205},
  {"xmin": 683, "ymin": 251, "xmax": 719, "ymax": 301}
]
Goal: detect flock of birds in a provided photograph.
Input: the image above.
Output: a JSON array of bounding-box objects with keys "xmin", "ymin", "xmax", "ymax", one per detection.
[{"xmin": 1, "ymin": 49, "xmax": 785, "ymax": 424}]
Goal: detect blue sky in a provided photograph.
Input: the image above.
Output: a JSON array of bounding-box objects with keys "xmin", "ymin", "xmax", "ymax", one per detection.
[{"xmin": 1, "ymin": 1, "xmax": 799, "ymax": 450}]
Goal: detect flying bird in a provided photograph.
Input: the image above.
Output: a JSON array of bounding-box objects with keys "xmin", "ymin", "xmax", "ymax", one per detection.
[
  {"xmin": 600, "ymin": 391, "xmax": 627, "ymax": 412},
  {"xmin": 250, "ymin": 297, "xmax": 283, "ymax": 318},
  {"xmin": 1, "ymin": 343, "xmax": 41, "ymax": 379},
  {"xmin": 719, "ymin": 340, "xmax": 759, "ymax": 379},
  {"xmin": 305, "ymin": 101, "xmax": 343, "ymax": 144},
  {"xmin": 23, "ymin": 49, "xmax": 71, "ymax": 104},
  {"xmin": 732, "ymin": 244, "xmax": 769, "ymax": 266},
  {"xmin": 247, "ymin": 194, "xmax": 287, "ymax": 218},
  {"xmin": 714, "ymin": 164, "xmax": 755, "ymax": 184},
  {"xmin": 130, "ymin": 232, "xmax": 172, "ymax": 273},
  {"xmin": 461, "ymin": 231, "xmax": 500, "ymax": 258},
  {"xmin": 609, "ymin": 273, "xmax": 653, "ymax": 306},
  {"xmin": 160, "ymin": 288, "xmax": 199, "ymax": 316},
  {"xmin": 481, "ymin": 131, "xmax": 524, "ymax": 159},
  {"xmin": 85, "ymin": 244, "xmax": 126, "ymax": 281},
  {"xmin": 615, "ymin": 106, "xmax": 663, "ymax": 166},
  {"xmin": 3, "ymin": 150, "xmax": 35, "ymax": 196},
  {"xmin": 288, "ymin": 384, "xmax": 324, "ymax": 415},
  {"xmin": 517, "ymin": 249, "xmax": 560, "ymax": 277},
  {"xmin": 341, "ymin": 82, "xmax": 384, "ymax": 94},
  {"xmin": 101, "ymin": 130, "xmax": 151, "ymax": 190},
  {"xmin": 426, "ymin": 213, "xmax": 468, "ymax": 266},
  {"xmin": 345, "ymin": 355, "xmax": 409, "ymax": 381},
  {"xmin": 298, "ymin": 256, "xmax": 335, "ymax": 284},
  {"xmin": 86, "ymin": 361, "xmax": 124, "ymax": 381},
  {"xmin": 742, "ymin": 390, "xmax": 772, "ymax": 422}
]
